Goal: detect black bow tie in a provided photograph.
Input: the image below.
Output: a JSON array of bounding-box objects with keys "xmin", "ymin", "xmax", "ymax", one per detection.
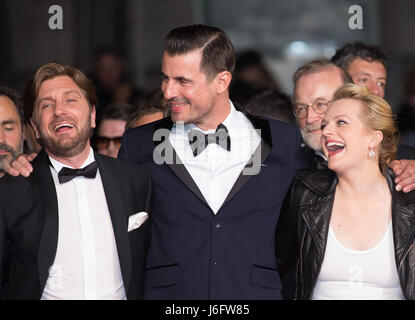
[
  {"xmin": 58, "ymin": 161, "xmax": 98, "ymax": 184},
  {"xmin": 187, "ymin": 123, "xmax": 231, "ymax": 157}
]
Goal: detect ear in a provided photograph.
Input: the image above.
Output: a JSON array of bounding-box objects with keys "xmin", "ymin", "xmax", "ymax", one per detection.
[
  {"xmin": 215, "ymin": 71, "xmax": 232, "ymax": 94},
  {"xmin": 90, "ymin": 106, "xmax": 96, "ymax": 129},
  {"xmin": 369, "ymin": 130, "xmax": 383, "ymax": 149},
  {"xmin": 30, "ymin": 117, "xmax": 40, "ymax": 139}
]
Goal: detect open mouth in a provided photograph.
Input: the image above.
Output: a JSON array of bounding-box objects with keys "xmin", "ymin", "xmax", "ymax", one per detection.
[
  {"xmin": 326, "ymin": 141, "xmax": 345, "ymax": 157},
  {"xmin": 53, "ymin": 123, "xmax": 75, "ymax": 134}
]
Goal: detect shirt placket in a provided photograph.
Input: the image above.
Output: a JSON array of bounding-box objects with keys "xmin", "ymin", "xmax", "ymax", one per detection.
[{"xmin": 74, "ymin": 178, "xmax": 97, "ymax": 299}]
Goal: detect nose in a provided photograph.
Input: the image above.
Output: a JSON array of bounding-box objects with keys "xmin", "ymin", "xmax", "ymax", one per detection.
[
  {"xmin": 108, "ymin": 140, "xmax": 120, "ymax": 158},
  {"xmin": 54, "ymin": 99, "xmax": 67, "ymax": 116},
  {"xmin": 162, "ymin": 79, "xmax": 178, "ymax": 101},
  {"xmin": 306, "ymin": 105, "xmax": 322, "ymax": 125},
  {"xmin": 321, "ymin": 122, "xmax": 333, "ymax": 138},
  {"xmin": 367, "ymin": 80, "xmax": 381, "ymax": 97}
]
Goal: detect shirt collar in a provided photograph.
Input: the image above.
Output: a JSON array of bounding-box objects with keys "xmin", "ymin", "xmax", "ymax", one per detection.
[
  {"xmin": 49, "ymin": 147, "xmax": 96, "ymax": 173},
  {"xmin": 315, "ymin": 150, "xmax": 327, "ymax": 161}
]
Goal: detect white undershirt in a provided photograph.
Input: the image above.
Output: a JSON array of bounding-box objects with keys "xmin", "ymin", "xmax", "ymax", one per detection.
[
  {"xmin": 312, "ymin": 222, "xmax": 403, "ymax": 300},
  {"xmin": 41, "ymin": 148, "xmax": 126, "ymax": 300},
  {"xmin": 169, "ymin": 101, "xmax": 261, "ymax": 214}
]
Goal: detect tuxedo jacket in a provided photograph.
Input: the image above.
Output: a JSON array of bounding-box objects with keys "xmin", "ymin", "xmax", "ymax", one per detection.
[
  {"xmin": 118, "ymin": 114, "xmax": 308, "ymax": 299},
  {"xmin": 0, "ymin": 150, "xmax": 152, "ymax": 300}
]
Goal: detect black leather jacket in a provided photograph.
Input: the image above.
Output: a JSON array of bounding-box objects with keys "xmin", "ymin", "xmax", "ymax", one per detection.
[{"xmin": 276, "ymin": 169, "xmax": 415, "ymax": 300}]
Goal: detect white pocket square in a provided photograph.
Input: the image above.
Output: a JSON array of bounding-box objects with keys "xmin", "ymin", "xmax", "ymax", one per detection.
[{"xmin": 128, "ymin": 211, "xmax": 148, "ymax": 232}]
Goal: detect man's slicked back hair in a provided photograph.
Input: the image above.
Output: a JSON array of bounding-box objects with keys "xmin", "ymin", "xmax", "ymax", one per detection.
[{"xmin": 164, "ymin": 24, "xmax": 235, "ymax": 80}]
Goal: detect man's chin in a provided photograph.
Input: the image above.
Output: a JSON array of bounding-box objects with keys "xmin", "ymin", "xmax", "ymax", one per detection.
[
  {"xmin": 0, "ymin": 156, "xmax": 11, "ymax": 173},
  {"xmin": 171, "ymin": 114, "xmax": 188, "ymax": 124},
  {"xmin": 303, "ymin": 135, "xmax": 323, "ymax": 152},
  {"xmin": 43, "ymin": 138, "xmax": 88, "ymax": 158}
]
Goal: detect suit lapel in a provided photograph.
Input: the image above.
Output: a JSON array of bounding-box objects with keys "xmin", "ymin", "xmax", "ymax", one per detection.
[
  {"xmin": 95, "ymin": 153, "xmax": 132, "ymax": 294},
  {"xmin": 154, "ymin": 114, "xmax": 273, "ymax": 211},
  {"xmin": 220, "ymin": 114, "xmax": 272, "ymax": 208},
  {"xmin": 153, "ymin": 118, "xmax": 209, "ymax": 207},
  {"xmin": 34, "ymin": 150, "xmax": 59, "ymax": 297}
]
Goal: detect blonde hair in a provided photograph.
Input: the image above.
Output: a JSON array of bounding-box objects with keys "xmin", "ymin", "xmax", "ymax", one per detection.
[{"xmin": 332, "ymin": 84, "xmax": 399, "ymax": 174}]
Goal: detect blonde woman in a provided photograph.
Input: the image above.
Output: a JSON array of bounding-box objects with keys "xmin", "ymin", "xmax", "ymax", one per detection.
[{"xmin": 276, "ymin": 84, "xmax": 415, "ymax": 300}]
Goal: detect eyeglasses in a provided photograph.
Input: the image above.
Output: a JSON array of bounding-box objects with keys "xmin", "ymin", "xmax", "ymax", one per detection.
[
  {"xmin": 96, "ymin": 136, "xmax": 123, "ymax": 149},
  {"xmin": 293, "ymin": 100, "xmax": 330, "ymax": 119}
]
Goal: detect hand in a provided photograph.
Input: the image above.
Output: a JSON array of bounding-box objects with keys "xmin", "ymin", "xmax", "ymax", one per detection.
[
  {"xmin": 2, "ymin": 153, "xmax": 37, "ymax": 177},
  {"xmin": 390, "ymin": 159, "xmax": 415, "ymax": 193}
]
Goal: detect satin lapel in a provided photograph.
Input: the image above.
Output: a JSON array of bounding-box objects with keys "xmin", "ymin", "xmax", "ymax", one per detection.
[
  {"xmin": 95, "ymin": 153, "xmax": 132, "ymax": 293},
  {"xmin": 220, "ymin": 115, "xmax": 272, "ymax": 209},
  {"xmin": 153, "ymin": 118, "xmax": 209, "ymax": 207},
  {"xmin": 34, "ymin": 150, "xmax": 59, "ymax": 296}
]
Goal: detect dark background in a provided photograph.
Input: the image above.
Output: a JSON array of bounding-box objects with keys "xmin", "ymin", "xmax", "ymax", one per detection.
[{"xmin": 1, "ymin": 0, "xmax": 415, "ymax": 111}]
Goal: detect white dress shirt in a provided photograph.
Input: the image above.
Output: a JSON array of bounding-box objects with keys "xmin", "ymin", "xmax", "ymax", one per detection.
[
  {"xmin": 41, "ymin": 148, "xmax": 126, "ymax": 300},
  {"xmin": 169, "ymin": 101, "xmax": 261, "ymax": 214}
]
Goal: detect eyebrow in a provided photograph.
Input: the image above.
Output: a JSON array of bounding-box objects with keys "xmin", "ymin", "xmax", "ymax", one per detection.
[
  {"xmin": 37, "ymin": 90, "xmax": 82, "ymax": 105},
  {"xmin": 293, "ymin": 97, "xmax": 327, "ymax": 105},
  {"xmin": 0, "ymin": 119, "xmax": 16, "ymax": 125},
  {"xmin": 161, "ymin": 72, "xmax": 192, "ymax": 83},
  {"xmin": 353, "ymin": 71, "xmax": 387, "ymax": 80},
  {"xmin": 333, "ymin": 114, "xmax": 350, "ymax": 120}
]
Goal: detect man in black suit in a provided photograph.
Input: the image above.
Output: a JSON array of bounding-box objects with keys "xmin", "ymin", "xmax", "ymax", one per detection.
[
  {"xmin": 118, "ymin": 24, "xmax": 308, "ymax": 300},
  {"xmin": 0, "ymin": 62, "xmax": 152, "ymax": 299}
]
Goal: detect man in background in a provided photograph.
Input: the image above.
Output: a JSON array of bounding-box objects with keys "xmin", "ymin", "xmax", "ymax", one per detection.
[
  {"xmin": 0, "ymin": 86, "xmax": 24, "ymax": 177},
  {"xmin": 331, "ymin": 41, "xmax": 387, "ymax": 98}
]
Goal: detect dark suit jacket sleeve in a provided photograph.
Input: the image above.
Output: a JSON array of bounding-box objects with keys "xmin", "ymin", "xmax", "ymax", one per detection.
[
  {"xmin": 397, "ymin": 143, "xmax": 415, "ymax": 160},
  {"xmin": 143, "ymin": 171, "xmax": 153, "ymax": 252},
  {"xmin": 294, "ymin": 129, "xmax": 311, "ymax": 172},
  {"xmin": 0, "ymin": 185, "xmax": 8, "ymax": 299},
  {"xmin": 118, "ymin": 134, "xmax": 130, "ymax": 163}
]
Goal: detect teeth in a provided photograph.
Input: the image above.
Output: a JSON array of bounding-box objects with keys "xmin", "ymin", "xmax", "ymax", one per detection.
[
  {"xmin": 54, "ymin": 123, "xmax": 74, "ymax": 131},
  {"xmin": 326, "ymin": 142, "xmax": 344, "ymax": 147}
]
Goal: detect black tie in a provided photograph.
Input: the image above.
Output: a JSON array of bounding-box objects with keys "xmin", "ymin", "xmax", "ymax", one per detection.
[
  {"xmin": 187, "ymin": 123, "xmax": 231, "ymax": 157},
  {"xmin": 58, "ymin": 161, "xmax": 98, "ymax": 184}
]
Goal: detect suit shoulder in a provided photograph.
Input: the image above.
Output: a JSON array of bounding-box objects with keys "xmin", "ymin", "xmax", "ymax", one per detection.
[
  {"xmin": 266, "ymin": 118, "xmax": 297, "ymax": 132},
  {"xmin": 0, "ymin": 174, "xmax": 35, "ymax": 205},
  {"xmin": 97, "ymin": 154, "xmax": 151, "ymax": 178}
]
